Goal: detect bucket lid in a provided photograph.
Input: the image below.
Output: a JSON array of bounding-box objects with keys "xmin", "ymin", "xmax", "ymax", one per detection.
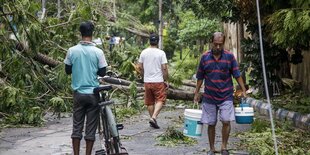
[
  {"xmin": 239, "ymin": 103, "xmax": 251, "ymax": 107},
  {"xmin": 235, "ymin": 107, "xmax": 254, "ymax": 112},
  {"xmin": 184, "ymin": 109, "xmax": 202, "ymax": 118}
]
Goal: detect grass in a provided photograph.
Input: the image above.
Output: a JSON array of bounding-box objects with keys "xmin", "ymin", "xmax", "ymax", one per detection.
[
  {"xmin": 156, "ymin": 126, "xmax": 197, "ymax": 147},
  {"xmin": 235, "ymin": 118, "xmax": 310, "ymax": 155}
]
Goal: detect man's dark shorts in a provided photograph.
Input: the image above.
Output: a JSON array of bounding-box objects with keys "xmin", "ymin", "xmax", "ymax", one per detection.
[{"xmin": 71, "ymin": 91, "xmax": 99, "ymax": 141}]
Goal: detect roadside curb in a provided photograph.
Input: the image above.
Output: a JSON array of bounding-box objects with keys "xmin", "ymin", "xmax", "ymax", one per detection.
[{"xmin": 245, "ymin": 97, "xmax": 310, "ymax": 130}]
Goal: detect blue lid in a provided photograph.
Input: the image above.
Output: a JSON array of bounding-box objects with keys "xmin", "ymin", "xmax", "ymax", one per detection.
[{"xmin": 240, "ymin": 103, "xmax": 251, "ymax": 107}]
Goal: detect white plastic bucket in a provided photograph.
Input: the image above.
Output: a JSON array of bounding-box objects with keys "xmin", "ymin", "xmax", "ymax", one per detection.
[
  {"xmin": 235, "ymin": 107, "xmax": 254, "ymax": 124},
  {"xmin": 183, "ymin": 109, "xmax": 203, "ymax": 138}
]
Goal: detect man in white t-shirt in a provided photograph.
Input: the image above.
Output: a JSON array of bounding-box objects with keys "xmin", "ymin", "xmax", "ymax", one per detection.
[{"xmin": 138, "ymin": 33, "xmax": 169, "ymax": 129}]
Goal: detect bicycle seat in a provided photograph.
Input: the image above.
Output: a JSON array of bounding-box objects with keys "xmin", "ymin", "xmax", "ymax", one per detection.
[{"xmin": 93, "ymin": 85, "xmax": 113, "ymax": 94}]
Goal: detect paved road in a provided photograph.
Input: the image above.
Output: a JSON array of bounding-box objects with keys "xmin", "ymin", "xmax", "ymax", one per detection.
[{"xmin": 0, "ymin": 106, "xmax": 251, "ymax": 155}]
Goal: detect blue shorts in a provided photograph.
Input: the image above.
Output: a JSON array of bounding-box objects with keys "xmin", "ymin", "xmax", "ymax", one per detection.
[{"xmin": 200, "ymin": 100, "xmax": 235, "ymax": 125}]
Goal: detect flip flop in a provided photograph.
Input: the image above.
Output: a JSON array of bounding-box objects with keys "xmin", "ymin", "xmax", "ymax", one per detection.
[
  {"xmin": 221, "ymin": 150, "xmax": 229, "ymax": 155},
  {"xmin": 149, "ymin": 118, "xmax": 160, "ymax": 129}
]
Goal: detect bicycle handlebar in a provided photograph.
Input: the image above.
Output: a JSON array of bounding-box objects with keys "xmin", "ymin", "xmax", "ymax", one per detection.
[
  {"xmin": 98, "ymin": 100, "xmax": 114, "ymax": 107},
  {"xmin": 98, "ymin": 70, "xmax": 121, "ymax": 85},
  {"xmin": 106, "ymin": 70, "xmax": 119, "ymax": 78}
]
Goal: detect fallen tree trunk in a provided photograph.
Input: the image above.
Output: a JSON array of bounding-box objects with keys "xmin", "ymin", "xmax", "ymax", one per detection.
[
  {"xmin": 124, "ymin": 27, "xmax": 149, "ymax": 38},
  {"xmin": 102, "ymin": 76, "xmax": 143, "ymax": 87},
  {"xmin": 18, "ymin": 45, "xmax": 197, "ymax": 101},
  {"xmin": 167, "ymin": 88, "xmax": 194, "ymax": 101},
  {"xmin": 16, "ymin": 42, "xmax": 62, "ymax": 67},
  {"xmin": 182, "ymin": 80, "xmax": 196, "ymax": 88},
  {"xmin": 102, "ymin": 77, "xmax": 196, "ymax": 101},
  {"xmin": 34, "ymin": 53, "xmax": 61, "ymax": 68},
  {"xmin": 28, "ymin": 55, "xmax": 196, "ymax": 101}
]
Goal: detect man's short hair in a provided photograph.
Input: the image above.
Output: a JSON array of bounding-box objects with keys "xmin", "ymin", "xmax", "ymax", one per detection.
[
  {"xmin": 149, "ymin": 33, "xmax": 159, "ymax": 46},
  {"xmin": 211, "ymin": 32, "xmax": 225, "ymax": 42},
  {"xmin": 79, "ymin": 21, "xmax": 94, "ymax": 37}
]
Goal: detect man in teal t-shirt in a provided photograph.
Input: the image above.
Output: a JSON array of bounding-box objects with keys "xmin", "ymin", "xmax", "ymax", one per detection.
[{"xmin": 64, "ymin": 21, "xmax": 107, "ymax": 155}]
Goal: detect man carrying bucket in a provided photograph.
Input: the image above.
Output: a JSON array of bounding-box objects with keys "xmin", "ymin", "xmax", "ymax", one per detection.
[{"xmin": 194, "ymin": 32, "xmax": 247, "ymax": 155}]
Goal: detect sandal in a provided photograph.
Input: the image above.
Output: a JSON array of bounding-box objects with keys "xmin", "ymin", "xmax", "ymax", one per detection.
[
  {"xmin": 221, "ymin": 150, "xmax": 229, "ymax": 155},
  {"xmin": 149, "ymin": 118, "xmax": 160, "ymax": 129},
  {"xmin": 207, "ymin": 150, "xmax": 215, "ymax": 155}
]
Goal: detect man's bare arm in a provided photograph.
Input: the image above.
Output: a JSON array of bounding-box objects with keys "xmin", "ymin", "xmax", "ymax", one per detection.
[
  {"xmin": 194, "ymin": 79, "xmax": 203, "ymax": 103},
  {"xmin": 195, "ymin": 79, "xmax": 203, "ymax": 94},
  {"xmin": 236, "ymin": 76, "xmax": 247, "ymax": 97},
  {"xmin": 161, "ymin": 63, "xmax": 168, "ymax": 81},
  {"xmin": 137, "ymin": 63, "xmax": 144, "ymax": 76}
]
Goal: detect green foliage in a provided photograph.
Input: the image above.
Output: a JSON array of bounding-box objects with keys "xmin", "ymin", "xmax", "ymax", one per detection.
[
  {"xmin": 115, "ymin": 107, "xmax": 138, "ymax": 122},
  {"xmin": 267, "ymin": 9, "xmax": 310, "ymax": 48},
  {"xmin": 0, "ymin": 85, "xmax": 43, "ymax": 125},
  {"xmin": 250, "ymin": 118, "xmax": 270, "ymax": 133},
  {"xmin": 0, "ymin": 0, "xmax": 109, "ymax": 125},
  {"xmin": 1, "ymin": 0, "xmax": 307, "ymax": 130},
  {"xmin": 108, "ymin": 43, "xmax": 141, "ymax": 81},
  {"xmin": 121, "ymin": 0, "xmax": 158, "ymax": 24},
  {"xmin": 189, "ymin": 0, "xmax": 310, "ymax": 94},
  {"xmin": 240, "ymin": 36, "xmax": 287, "ymax": 95},
  {"xmin": 0, "ymin": 78, "xmax": 45, "ymax": 125},
  {"xmin": 5, "ymin": 106, "xmax": 44, "ymax": 125},
  {"xmin": 192, "ymin": 0, "xmax": 234, "ymax": 19},
  {"xmin": 156, "ymin": 126, "xmax": 197, "ymax": 147},
  {"xmin": 1, "ymin": 86, "xmax": 21, "ymax": 111},
  {"xmin": 163, "ymin": 34, "xmax": 177, "ymax": 60},
  {"xmin": 169, "ymin": 50, "xmax": 200, "ymax": 87},
  {"xmin": 271, "ymin": 91, "xmax": 310, "ymax": 114},
  {"xmin": 178, "ymin": 18, "xmax": 221, "ymax": 43},
  {"xmin": 236, "ymin": 118, "xmax": 310, "ymax": 155},
  {"xmin": 49, "ymin": 96, "xmax": 69, "ymax": 116}
]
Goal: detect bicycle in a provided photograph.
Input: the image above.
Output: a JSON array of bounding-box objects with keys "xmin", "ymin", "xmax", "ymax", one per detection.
[{"xmin": 94, "ymin": 72, "xmax": 128, "ymax": 155}]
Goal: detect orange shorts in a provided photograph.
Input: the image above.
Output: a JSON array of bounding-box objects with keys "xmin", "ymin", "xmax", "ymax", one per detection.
[{"xmin": 144, "ymin": 82, "xmax": 167, "ymax": 105}]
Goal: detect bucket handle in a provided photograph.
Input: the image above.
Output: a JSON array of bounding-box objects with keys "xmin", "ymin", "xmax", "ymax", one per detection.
[
  {"xmin": 192, "ymin": 102, "xmax": 201, "ymax": 109},
  {"xmin": 240, "ymin": 97, "xmax": 246, "ymax": 111},
  {"xmin": 241, "ymin": 97, "xmax": 245, "ymax": 104}
]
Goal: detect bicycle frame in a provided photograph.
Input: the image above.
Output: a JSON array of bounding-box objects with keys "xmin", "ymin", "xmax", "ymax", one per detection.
[{"xmin": 95, "ymin": 85, "xmax": 128, "ymax": 155}]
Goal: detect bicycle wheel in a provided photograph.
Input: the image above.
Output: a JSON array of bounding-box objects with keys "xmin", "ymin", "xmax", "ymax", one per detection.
[
  {"xmin": 101, "ymin": 111, "xmax": 113, "ymax": 154},
  {"xmin": 105, "ymin": 106, "xmax": 120, "ymax": 154},
  {"xmin": 96, "ymin": 114, "xmax": 107, "ymax": 155},
  {"xmin": 101, "ymin": 107, "xmax": 121, "ymax": 154}
]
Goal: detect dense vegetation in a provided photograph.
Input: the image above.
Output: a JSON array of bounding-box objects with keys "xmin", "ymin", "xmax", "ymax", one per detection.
[
  {"xmin": 0, "ymin": 0, "xmax": 309, "ymax": 121},
  {"xmin": 0, "ymin": 0, "xmax": 309, "ymax": 153},
  {"xmin": 236, "ymin": 118, "xmax": 310, "ymax": 155},
  {"xmin": 0, "ymin": 0, "xmax": 220, "ymax": 125}
]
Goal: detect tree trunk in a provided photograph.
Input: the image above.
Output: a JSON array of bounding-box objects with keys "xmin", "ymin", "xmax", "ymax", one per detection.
[
  {"xmin": 102, "ymin": 77, "xmax": 197, "ymax": 101},
  {"xmin": 124, "ymin": 27, "xmax": 149, "ymax": 37},
  {"xmin": 102, "ymin": 76, "xmax": 143, "ymax": 87},
  {"xmin": 34, "ymin": 53, "xmax": 61, "ymax": 68}
]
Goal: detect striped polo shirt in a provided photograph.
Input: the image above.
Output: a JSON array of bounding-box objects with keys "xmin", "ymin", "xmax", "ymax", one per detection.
[{"xmin": 196, "ymin": 50, "xmax": 240, "ymax": 104}]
